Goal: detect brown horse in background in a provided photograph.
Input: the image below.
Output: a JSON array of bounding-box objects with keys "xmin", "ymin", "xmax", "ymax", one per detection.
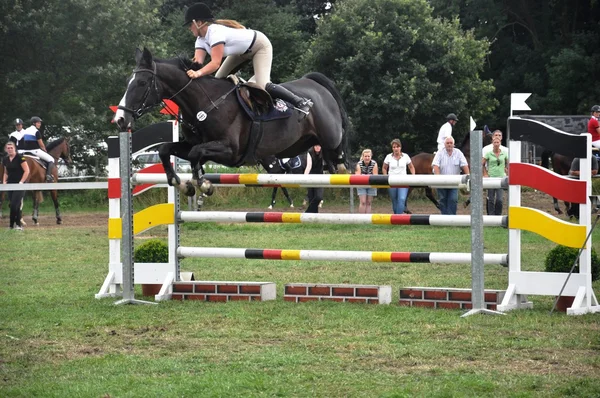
[
  {"xmin": 540, "ymin": 149, "xmax": 573, "ymax": 215},
  {"xmin": 0, "ymin": 138, "xmax": 72, "ymax": 225},
  {"xmin": 406, "ymin": 130, "xmax": 492, "ymax": 213}
]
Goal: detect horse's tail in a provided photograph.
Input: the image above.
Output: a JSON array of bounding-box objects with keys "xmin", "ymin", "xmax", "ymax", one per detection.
[
  {"xmin": 540, "ymin": 149, "xmax": 552, "ymax": 170},
  {"xmin": 303, "ymin": 72, "xmax": 351, "ymax": 169}
]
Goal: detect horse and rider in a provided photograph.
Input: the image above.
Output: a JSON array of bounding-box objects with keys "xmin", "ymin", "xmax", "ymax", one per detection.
[
  {"xmin": 113, "ymin": 3, "xmax": 350, "ymax": 198},
  {"xmin": 9, "ymin": 117, "xmax": 55, "ymax": 182},
  {"xmin": 1, "ymin": 117, "xmax": 72, "ymax": 225}
]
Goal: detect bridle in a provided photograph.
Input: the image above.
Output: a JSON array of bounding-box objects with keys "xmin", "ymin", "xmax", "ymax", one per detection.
[
  {"xmin": 117, "ymin": 62, "xmax": 162, "ymax": 119},
  {"xmin": 118, "ymin": 58, "xmax": 236, "ymax": 131}
]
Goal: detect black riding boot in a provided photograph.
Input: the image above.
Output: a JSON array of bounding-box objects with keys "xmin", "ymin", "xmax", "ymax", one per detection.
[
  {"xmin": 265, "ymin": 83, "xmax": 313, "ymax": 116},
  {"xmin": 45, "ymin": 161, "xmax": 55, "ymax": 182}
]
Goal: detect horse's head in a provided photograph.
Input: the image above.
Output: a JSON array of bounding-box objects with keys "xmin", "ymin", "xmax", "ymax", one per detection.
[
  {"xmin": 47, "ymin": 138, "xmax": 73, "ymax": 166},
  {"xmin": 60, "ymin": 138, "xmax": 73, "ymax": 166},
  {"xmin": 114, "ymin": 48, "xmax": 163, "ymax": 131}
]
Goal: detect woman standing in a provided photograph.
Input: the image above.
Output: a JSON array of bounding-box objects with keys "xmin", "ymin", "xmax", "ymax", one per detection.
[
  {"xmin": 2, "ymin": 141, "xmax": 29, "ymax": 230},
  {"xmin": 382, "ymin": 139, "xmax": 415, "ymax": 214},
  {"xmin": 183, "ymin": 2, "xmax": 312, "ymax": 115},
  {"xmin": 355, "ymin": 149, "xmax": 378, "ymax": 213},
  {"xmin": 482, "ymin": 137, "xmax": 508, "ymax": 215}
]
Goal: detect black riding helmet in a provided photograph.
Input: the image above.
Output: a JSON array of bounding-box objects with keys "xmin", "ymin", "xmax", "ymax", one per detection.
[
  {"xmin": 14, "ymin": 118, "xmax": 23, "ymax": 125},
  {"xmin": 31, "ymin": 116, "xmax": 42, "ymax": 124},
  {"xmin": 591, "ymin": 105, "xmax": 600, "ymax": 113},
  {"xmin": 183, "ymin": 3, "xmax": 214, "ymax": 26},
  {"xmin": 446, "ymin": 113, "xmax": 459, "ymax": 121}
]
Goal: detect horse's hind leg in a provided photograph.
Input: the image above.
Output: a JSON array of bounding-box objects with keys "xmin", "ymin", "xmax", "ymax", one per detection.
[
  {"xmin": 404, "ymin": 187, "xmax": 413, "ymax": 214},
  {"xmin": 425, "ymin": 187, "xmax": 440, "ymax": 209},
  {"xmin": 281, "ymin": 187, "xmax": 294, "ymax": 207},
  {"xmin": 269, "ymin": 187, "xmax": 278, "ymax": 209},
  {"xmin": 553, "ymin": 197, "xmax": 563, "ymax": 214}
]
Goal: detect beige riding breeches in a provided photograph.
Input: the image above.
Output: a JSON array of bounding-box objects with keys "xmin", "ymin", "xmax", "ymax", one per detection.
[{"xmin": 215, "ymin": 31, "xmax": 272, "ymax": 89}]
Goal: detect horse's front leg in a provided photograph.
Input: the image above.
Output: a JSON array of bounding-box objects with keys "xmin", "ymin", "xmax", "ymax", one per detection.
[
  {"xmin": 188, "ymin": 141, "xmax": 235, "ymax": 196},
  {"xmin": 158, "ymin": 142, "xmax": 195, "ymax": 197},
  {"xmin": 50, "ymin": 189, "xmax": 61, "ymax": 224},
  {"xmin": 32, "ymin": 191, "xmax": 39, "ymax": 225}
]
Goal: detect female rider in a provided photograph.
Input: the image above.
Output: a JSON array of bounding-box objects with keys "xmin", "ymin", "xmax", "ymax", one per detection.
[{"xmin": 183, "ymin": 2, "xmax": 312, "ymax": 115}]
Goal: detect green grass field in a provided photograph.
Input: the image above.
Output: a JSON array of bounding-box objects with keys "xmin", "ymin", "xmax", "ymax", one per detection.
[{"xmin": 1, "ymin": 202, "xmax": 600, "ymax": 397}]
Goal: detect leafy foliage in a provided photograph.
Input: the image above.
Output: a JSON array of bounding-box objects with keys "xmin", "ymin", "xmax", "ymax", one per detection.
[
  {"xmin": 429, "ymin": 0, "xmax": 600, "ymax": 131},
  {"xmin": 298, "ymin": 0, "xmax": 496, "ymax": 157},
  {"xmin": 134, "ymin": 239, "xmax": 169, "ymax": 263},
  {"xmin": 544, "ymin": 245, "xmax": 599, "ymax": 281}
]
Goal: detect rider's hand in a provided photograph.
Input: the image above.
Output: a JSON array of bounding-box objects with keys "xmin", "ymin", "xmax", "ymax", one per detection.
[{"xmin": 187, "ymin": 70, "xmax": 202, "ymax": 79}]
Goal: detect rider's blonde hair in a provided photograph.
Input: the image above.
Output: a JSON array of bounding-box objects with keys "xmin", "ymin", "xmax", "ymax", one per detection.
[{"xmin": 214, "ymin": 19, "xmax": 245, "ymax": 29}]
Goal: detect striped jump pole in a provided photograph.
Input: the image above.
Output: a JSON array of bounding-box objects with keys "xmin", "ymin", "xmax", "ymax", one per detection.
[
  {"xmin": 177, "ymin": 247, "xmax": 508, "ymax": 266},
  {"xmin": 179, "ymin": 211, "xmax": 508, "ymax": 227},
  {"xmin": 132, "ymin": 172, "xmax": 507, "ymax": 189}
]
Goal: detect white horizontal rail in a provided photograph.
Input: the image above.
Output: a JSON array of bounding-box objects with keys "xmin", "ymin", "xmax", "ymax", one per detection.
[
  {"xmin": 132, "ymin": 173, "xmax": 505, "ymax": 189},
  {"xmin": 177, "ymin": 246, "xmax": 508, "ymax": 265},
  {"xmin": 0, "ymin": 182, "xmax": 108, "ymax": 191},
  {"xmin": 179, "ymin": 211, "xmax": 507, "ymax": 227}
]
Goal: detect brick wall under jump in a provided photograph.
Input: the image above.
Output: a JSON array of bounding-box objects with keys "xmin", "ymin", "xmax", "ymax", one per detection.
[
  {"xmin": 284, "ymin": 283, "xmax": 392, "ymax": 304},
  {"xmin": 171, "ymin": 281, "xmax": 276, "ymax": 302},
  {"xmin": 399, "ymin": 287, "xmax": 505, "ymax": 310}
]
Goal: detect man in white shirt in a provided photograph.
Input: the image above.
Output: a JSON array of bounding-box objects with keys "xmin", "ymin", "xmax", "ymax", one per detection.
[
  {"xmin": 432, "ymin": 136, "xmax": 469, "ymax": 215},
  {"xmin": 436, "ymin": 113, "xmax": 458, "ymax": 152}
]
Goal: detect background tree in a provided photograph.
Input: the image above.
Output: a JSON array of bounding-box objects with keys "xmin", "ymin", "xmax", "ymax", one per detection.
[
  {"xmin": 0, "ymin": 0, "xmax": 163, "ymax": 172},
  {"xmin": 298, "ymin": 0, "xmax": 496, "ymax": 159},
  {"xmin": 429, "ymin": 0, "xmax": 600, "ymax": 131}
]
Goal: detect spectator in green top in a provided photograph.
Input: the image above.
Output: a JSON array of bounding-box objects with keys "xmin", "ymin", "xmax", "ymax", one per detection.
[{"xmin": 482, "ymin": 137, "xmax": 508, "ymax": 215}]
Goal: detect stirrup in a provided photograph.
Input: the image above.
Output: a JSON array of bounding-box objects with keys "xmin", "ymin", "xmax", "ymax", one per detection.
[
  {"xmin": 296, "ymin": 99, "xmax": 313, "ymax": 115},
  {"xmin": 46, "ymin": 174, "xmax": 54, "ymax": 182}
]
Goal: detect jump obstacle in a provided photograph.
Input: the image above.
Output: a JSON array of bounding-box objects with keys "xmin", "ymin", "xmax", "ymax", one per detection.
[{"xmin": 96, "ymin": 118, "xmax": 599, "ymax": 315}]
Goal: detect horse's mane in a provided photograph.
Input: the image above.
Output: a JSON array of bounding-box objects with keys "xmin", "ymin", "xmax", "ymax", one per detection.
[
  {"xmin": 46, "ymin": 138, "xmax": 65, "ymax": 151},
  {"xmin": 156, "ymin": 56, "xmax": 201, "ymax": 73}
]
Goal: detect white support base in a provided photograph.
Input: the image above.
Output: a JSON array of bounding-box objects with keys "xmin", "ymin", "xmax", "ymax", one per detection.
[
  {"xmin": 497, "ymin": 284, "xmax": 533, "ymax": 312},
  {"xmin": 95, "ymin": 271, "xmax": 121, "ymax": 298},
  {"xmin": 155, "ymin": 272, "xmax": 175, "ymax": 302},
  {"xmin": 566, "ymin": 286, "xmax": 600, "ymax": 315}
]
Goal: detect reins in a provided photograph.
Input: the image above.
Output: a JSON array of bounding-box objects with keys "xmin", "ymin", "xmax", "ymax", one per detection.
[{"xmin": 120, "ymin": 58, "xmax": 237, "ymax": 134}]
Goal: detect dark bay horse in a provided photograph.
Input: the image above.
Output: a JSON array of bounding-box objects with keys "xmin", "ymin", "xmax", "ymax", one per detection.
[
  {"xmin": 259, "ymin": 153, "xmax": 308, "ymax": 209},
  {"xmin": 114, "ymin": 48, "xmax": 350, "ymax": 197},
  {"xmin": 540, "ymin": 149, "xmax": 573, "ymax": 214},
  {"xmin": 0, "ymin": 138, "xmax": 72, "ymax": 224},
  {"xmin": 406, "ymin": 130, "xmax": 492, "ymax": 213}
]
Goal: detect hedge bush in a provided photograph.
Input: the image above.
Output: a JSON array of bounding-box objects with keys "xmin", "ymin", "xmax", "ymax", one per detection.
[
  {"xmin": 134, "ymin": 239, "xmax": 168, "ymax": 263},
  {"xmin": 544, "ymin": 245, "xmax": 600, "ymax": 281}
]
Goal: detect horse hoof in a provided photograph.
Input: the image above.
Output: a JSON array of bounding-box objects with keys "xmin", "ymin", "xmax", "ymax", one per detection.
[
  {"xmin": 336, "ymin": 164, "xmax": 348, "ymax": 174},
  {"xmin": 183, "ymin": 181, "xmax": 196, "ymax": 197},
  {"xmin": 268, "ymin": 205, "xmax": 273, "ymax": 210},
  {"xmin": 57, "ymin": 219, "xmax": 62, "ymax": 225},
  {"xmin": 201, "ymin": 180, "xmax": 214, "ymax": 196}
]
